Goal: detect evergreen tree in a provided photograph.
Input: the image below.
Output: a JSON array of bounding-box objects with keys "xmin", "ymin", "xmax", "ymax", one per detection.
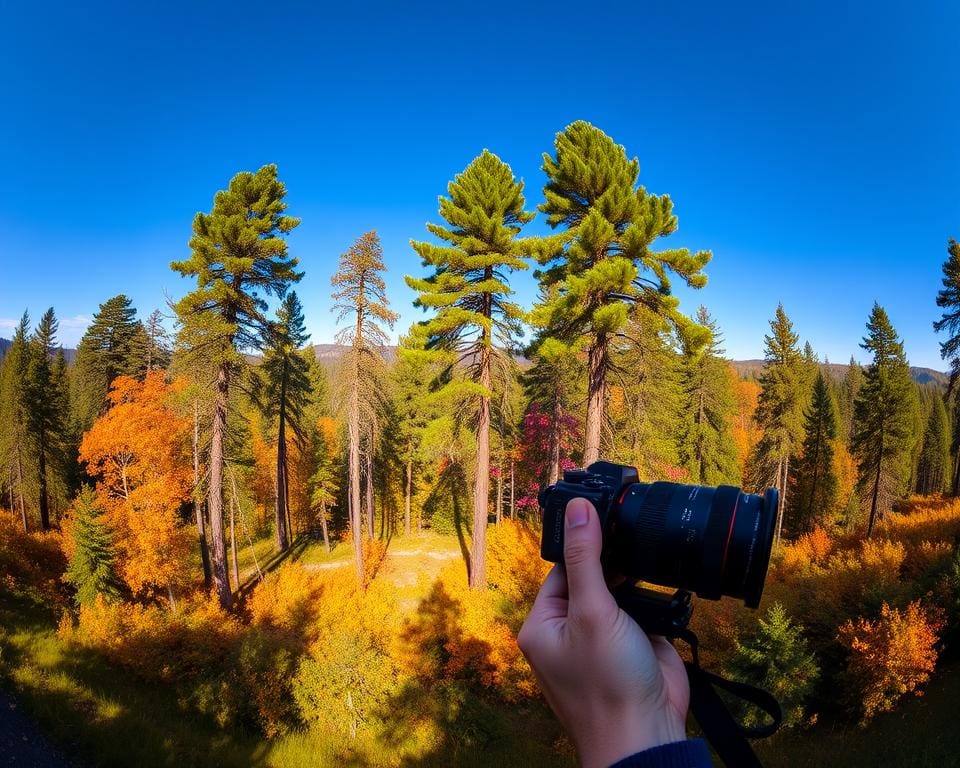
[
  {"xmin": 852, "ymin": 304, "xmax": 916, "ymax": 537},
  {"xmin": 27, "ymin": 308, "xmax": 68, "ymax": 530},
  {"xmin": 533, "ymin": 121, "xmax": 710, "ymax": 465},
  {"xmin": 0, "ymin": 313, "xmax": 33, "ymax": 531},
  {"xmin": 406, "ymin": 150, "xmax": 532, "ymax": 589},
  {"xmin": 838, "ymin": 356, "xmax": 863, "ymax": 444},
  {"xmin": 677, "ymin": 307, "xmax": 740, "ymax": 485},
  {"xmin": 751, "ymin": 304, "xmax": 805, "ymax": 546},
  {"xmin": 171, "ymin": 164, "xmax": 301, "ymax": 609},
  {"xmin": 332, "ymin": 231, "xmax": 398, "ymax": 585},
  {"xmin": 391, "ymin": 332, "xmax": 444, "ymax": 536},
  {"xmin": 934, "ymin": 238, "xmax": 960, "ymax": 389},
  {"xmin": 725, "ymin": 603, "xmax": 819, "ymax": 728},
  {"xmin": 522, "ymin": 335, "xmax": 584, "ymax": 487},
  {"xmin": 72, "ymin": 294, "xmax": 145, "ymax": 432},
  {"xmin": 257, "ymin": 292, "xmax": 311, "ymax": 550},
  {"xmin": 608, "ymin": 310, "xmax": 685, "ymax": 478},
  {"xmin": 915, "ymin": 396, "xmax": 950, "ymax": 495},
  {"xmin": 64, "ymin": 487, "xmax": 124, "ymax": 606},
  {"xmin": 142, "ymin": 309, "xmax": 172, "ymax": 372},
  {"xmin": 791, "ymin": 371, "xmax": 839, "ymax": 533}
]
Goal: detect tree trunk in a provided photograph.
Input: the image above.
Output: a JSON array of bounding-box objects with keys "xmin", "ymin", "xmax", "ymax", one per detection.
[
  {"xmin": 584, "ymin": 336, "xmax": 609, "ymax": 466},
  {"xmin": 496, "ymin": 454, "xmax": 504, "ymax": 525},
  {"xmin": 405, "ymin": 456, "xmax": 412, "ymax": 537},
  {"xmin": 549, "ymin": 395, "xmax": 562, "ymax": 486},
  {"xmin": 38, "ymin": 436, "xmax": 50, "ymax": 531},
  {"xmin": 320, "ymin": 500, "xmax": 331, "ymax": 554},
  {"xmin": 275, "ymin": 360, "xmax": 290, "ymax": 550},
  {"xmin": 365, "ymin": 441, "xmax": 375, "ymax": 541},
  {"xmin": 867, "ymin": 453, "xmax": 882, "ymax": 538},
  {"xmin": 230, "ymin": 484, "xmax": 240, "ymax": 589},
  {"xmin": 194, "ymin": 402, "xmax": 211, "ymax": 589},
  {"xmin": 952, "ymin": 448, "xmax": 960, "ymax": 496},
  {"xmin": 471, "ymin": 341, "xmax": 491, "ymax": 589},
  {"xmin": 509, "ymin": 458, "xmax": 515, "ymax": 520},
  {"xmin": 209, "ymin": 362, "xmax": 233, "ymax": 609},
  {"xmin": 15, "ymin": 446, "xmax": 27, "ymax": 534},
  {"xmin": 773, "ymin": 457, "xmax": 785, "ymax": 553},
  {"xmin": 349, "ymin": 377, "xmax": 364, "ymax": 585}
]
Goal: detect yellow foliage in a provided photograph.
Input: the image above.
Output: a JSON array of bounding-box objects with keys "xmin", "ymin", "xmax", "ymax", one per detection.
[
  {"xmin": 247, "ymin": 562, "xmax": 327, "ymax": 648},
  {"xmin": 0, "ymin": 513, "xmax": 66, "ymax": 605}
]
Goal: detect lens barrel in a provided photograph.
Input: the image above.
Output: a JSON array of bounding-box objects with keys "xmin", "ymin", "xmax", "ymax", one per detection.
[{"xmin": 608, "ymin": 481, "xmax": 778, "ymax": 608}]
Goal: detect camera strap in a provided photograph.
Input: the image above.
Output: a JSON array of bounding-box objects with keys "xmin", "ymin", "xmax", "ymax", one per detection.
[{"xmin": 676, "ymin": 628, "xmax": 782, "ymax": 768}]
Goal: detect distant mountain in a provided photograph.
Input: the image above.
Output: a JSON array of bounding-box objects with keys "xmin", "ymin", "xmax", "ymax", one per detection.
[
  {"xmin": 731, "ymin": 359, "xmax": 948, "ymax": 388},
  {"xmin": 0, "ymin": 338, "xmax": 77, "ymax": 364}
]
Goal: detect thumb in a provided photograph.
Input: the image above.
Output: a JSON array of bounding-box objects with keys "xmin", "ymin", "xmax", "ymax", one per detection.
[{"xmin": 563, "ymin": 497, "xmax": 617, "ymax": 626}]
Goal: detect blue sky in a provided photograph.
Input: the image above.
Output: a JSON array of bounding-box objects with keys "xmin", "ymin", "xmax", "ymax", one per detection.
[{"xmin": 1, "ymin": 1, "xmax": 958, "ymax": 368}]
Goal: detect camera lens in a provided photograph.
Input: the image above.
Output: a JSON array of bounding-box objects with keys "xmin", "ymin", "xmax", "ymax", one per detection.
[{"xmin": 607, "ymin": 481, "xmax": 778, "ymax": 608}]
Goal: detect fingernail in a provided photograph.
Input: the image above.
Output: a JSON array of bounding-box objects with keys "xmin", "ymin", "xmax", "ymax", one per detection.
[{"xmin": 566, "ymin": 498, "xmax": 589, "ymax": 528}]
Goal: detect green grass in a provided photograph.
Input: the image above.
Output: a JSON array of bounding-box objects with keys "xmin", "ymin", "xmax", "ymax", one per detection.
[{"xmin": 755, "ymin": 661, "xmax": 960, "ymax": 767}]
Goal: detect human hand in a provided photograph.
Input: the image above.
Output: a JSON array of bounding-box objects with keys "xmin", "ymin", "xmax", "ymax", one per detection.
[{"xmin": 517, "ymin": 497, "xmax": 690, "ymax": 768}]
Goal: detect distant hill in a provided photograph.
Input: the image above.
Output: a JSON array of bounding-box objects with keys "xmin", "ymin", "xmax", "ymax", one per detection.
[
  {"xmin": 0, "ymin": 338, "xmax": 77, "ymax": 364},
  {"xmin": 731, "ymin": 359, "xmax": 948, "ymax": 388}
]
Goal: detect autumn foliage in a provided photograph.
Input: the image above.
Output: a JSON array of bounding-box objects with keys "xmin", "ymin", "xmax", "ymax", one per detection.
[{"xmin": 77, "ymin": 372, "xmax": 194, "ymax": 598}]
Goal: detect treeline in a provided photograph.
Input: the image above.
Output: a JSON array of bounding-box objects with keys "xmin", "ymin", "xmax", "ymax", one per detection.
[{"xmin": 4, "ymin": 122, "xmax": 960, "ymax": 615}]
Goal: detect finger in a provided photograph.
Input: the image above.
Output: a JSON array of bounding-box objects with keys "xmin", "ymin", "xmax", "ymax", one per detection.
[
  {"xmin": 533, "ymin": 563, "xmax": 568, "ymax": 605},
  {"xmin": 562, "ymin": 497, "xmax": 617, "ymax": 627}
]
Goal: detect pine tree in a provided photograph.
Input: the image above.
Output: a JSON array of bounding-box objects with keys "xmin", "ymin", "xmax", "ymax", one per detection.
[
  {"xmin": 533, "ymin": 121, "xmax": 710, "ymax": 465},
  {"xmin": 171, "ymin": 164, "xmax": 301, "ymax": 609},
  {"xmin": 522, "ymin": 335, "xmax": 584, "ymax": 487},
  {"xmin": 333, "ymin": 231, "xmax": 398, "ymax": 585},
  {"xmin": 406, "ymin": 150, "xmax": 532, "ymax": 589},
  {"xmin": 142, "ymin": 309, "xmax": 172, "ymax": 372},
  {"xmin": 677, "ymin": 307, "xmax": 740, "ymax": 485},
  {"xmin": 257, "ymin": 292, "xmax": 311, "ymax": 550},
  {"xmin": 26, "ymin": 308, "xmax": 69, "ymax": 530},
  {"xmin": 838, "ymin": 356, "xmax": 863, "ymax": 444},
  {"xmin": 791, "ymin": 371, "xmax": 839, "ymax": 533},
  {"xmin": 725, "ymin": 603, "xmax": 819, "ymax": 728},
  {"xmin": 391, "ymin": 331, "xmax": 445, "ymax": 536},
  {"xmin": 72, "ymin": 294, "xmax": 145, "ymax": 432},
  {"xmin": 751, "ymin": 304, "xmax": 805, "ymax": 546},
  {"xmin": 852, "ymin": 303, "xmax": 916, "ymax": 537},
  {"xmin": 934, "ymin": 239, "xmax": 960, "ymax": 389},
  {"xmin": 64, "ymin": 486, "xmax": 124, "ymax": 606},
  {"xmin": 0, "ymin": 313, "xmax": 33, "ymax": 531},
  {"xmin": 915, "ymin": 396, "xmax": 950, "ymax": 496}
]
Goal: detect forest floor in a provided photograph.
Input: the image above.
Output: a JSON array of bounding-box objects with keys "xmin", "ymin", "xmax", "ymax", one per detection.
[{"xmin": 5, "ymin": 534, "xmax": 960, "ymax": 767}]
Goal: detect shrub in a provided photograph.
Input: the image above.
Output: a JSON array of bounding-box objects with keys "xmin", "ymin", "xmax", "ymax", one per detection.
[
  {"xmin": 838, "ymin": 600, "xmax": 943, "ymax": 725},
  {"xmin": 725, "ymin": 603, "xmax": 819, "ymax": 728}
]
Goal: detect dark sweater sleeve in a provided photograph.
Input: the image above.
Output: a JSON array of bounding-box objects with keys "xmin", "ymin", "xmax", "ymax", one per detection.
[{"xmin": 607, "ymin": 739, "xmax": 713, "ymax": 768}]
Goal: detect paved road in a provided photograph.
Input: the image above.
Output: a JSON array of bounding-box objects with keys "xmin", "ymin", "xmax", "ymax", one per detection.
[{"xmin": 0, "ymin": 690, "xmax": 75, "ymax": 768}]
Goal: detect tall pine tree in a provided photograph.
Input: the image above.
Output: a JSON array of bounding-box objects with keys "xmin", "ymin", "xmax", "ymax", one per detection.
[
  {"xmin": 333, "ymin": 231, "xmax": 398, "ymax": 585},
  {"xmin": 852, "ymin": 303, "xmax": 915, "ymax": 537},
  {"xmin": 257, "ymin": 292, "xmax": 311, "ymax": 550},
  {"xmin": 934, "ymin": 238, "xmax": 960, "ymax": 493},
  {"xmin": 915, "ymin": 396, "xmax": 950, "ymax": 496},
  {"xmin": 172, "ymin": 164, "xmax": 301, "ymax": 609},
  {"xmin": 27, "ymin": 309, "xmax": 68, "ymax": 530},
  {"xmin": 677, "ymin": 307, "xmax": 740, "ymax": 485},
  {"xmin": 0, "ymin": 314, "xmax": 33, "ymax": 531},
  {"xmin": 407, "ymin": 150, "xmax": 532, "ymax": 589},
  {"xmin": 533, "ymin": 121, "xmax": 710, "ymax": 465},
  {"xmin": 791, "ymin": 370, "xmax": 839, "ymax": 533},
  {"xmin": 72, "ymin": 294, "xmax": 145, "ymax": 432},
  {"xmin": 751, "ymin": 304, "xmax": 805, "ymax": 547}
]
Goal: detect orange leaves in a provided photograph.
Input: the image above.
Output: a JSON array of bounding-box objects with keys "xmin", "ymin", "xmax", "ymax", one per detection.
[
  {"xmin": 731, "ymin": 373, "xmax": 760, "ymax": 478},
  {"xmin": 838, "ymin": 601, "xmax": 944, "ymax": 724},
  {"xmin": 78, "ymin": 371, "xmax": 193, "ymax": 597},
  {"xmin": 248, "ymin": 562, "xmax": 326, "ymax": 648}
]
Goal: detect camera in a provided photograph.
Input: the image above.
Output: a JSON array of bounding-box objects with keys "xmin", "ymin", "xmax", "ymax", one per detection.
[{"xmin": 538, "ymin": 460, "xmax": 779, "ymax": 633}]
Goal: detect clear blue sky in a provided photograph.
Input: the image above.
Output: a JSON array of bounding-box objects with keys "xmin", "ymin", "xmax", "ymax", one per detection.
[{"xmin": 2, "ymin": 1, "xmax": 958, "ymax": 368}]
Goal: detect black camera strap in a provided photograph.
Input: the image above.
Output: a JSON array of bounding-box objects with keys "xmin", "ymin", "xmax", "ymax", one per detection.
[{"xmin": 676, "ymin": 628, "xmax": 782, "ymax": 768}]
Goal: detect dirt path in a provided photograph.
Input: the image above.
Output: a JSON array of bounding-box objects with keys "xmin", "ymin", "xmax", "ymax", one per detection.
[{"xmin": 0, "ymin": 689, "xmax": 76, "ymax": 767}]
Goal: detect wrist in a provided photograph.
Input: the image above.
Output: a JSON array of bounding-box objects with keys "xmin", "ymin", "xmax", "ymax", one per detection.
[{"xmin": 575, "ymin": 706, "xmax": 687, "ymax": 768}]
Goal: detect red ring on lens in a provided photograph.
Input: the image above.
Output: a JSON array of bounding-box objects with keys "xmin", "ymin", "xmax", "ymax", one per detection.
[{"xmin": 720, "ymin": 492, "xmax": 740, "ymax": 578}]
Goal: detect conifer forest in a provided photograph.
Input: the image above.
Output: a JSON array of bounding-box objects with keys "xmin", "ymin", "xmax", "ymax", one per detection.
[{"xmin": 4, "ymin": 122, "xmax": 960, "ymax": 768}]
